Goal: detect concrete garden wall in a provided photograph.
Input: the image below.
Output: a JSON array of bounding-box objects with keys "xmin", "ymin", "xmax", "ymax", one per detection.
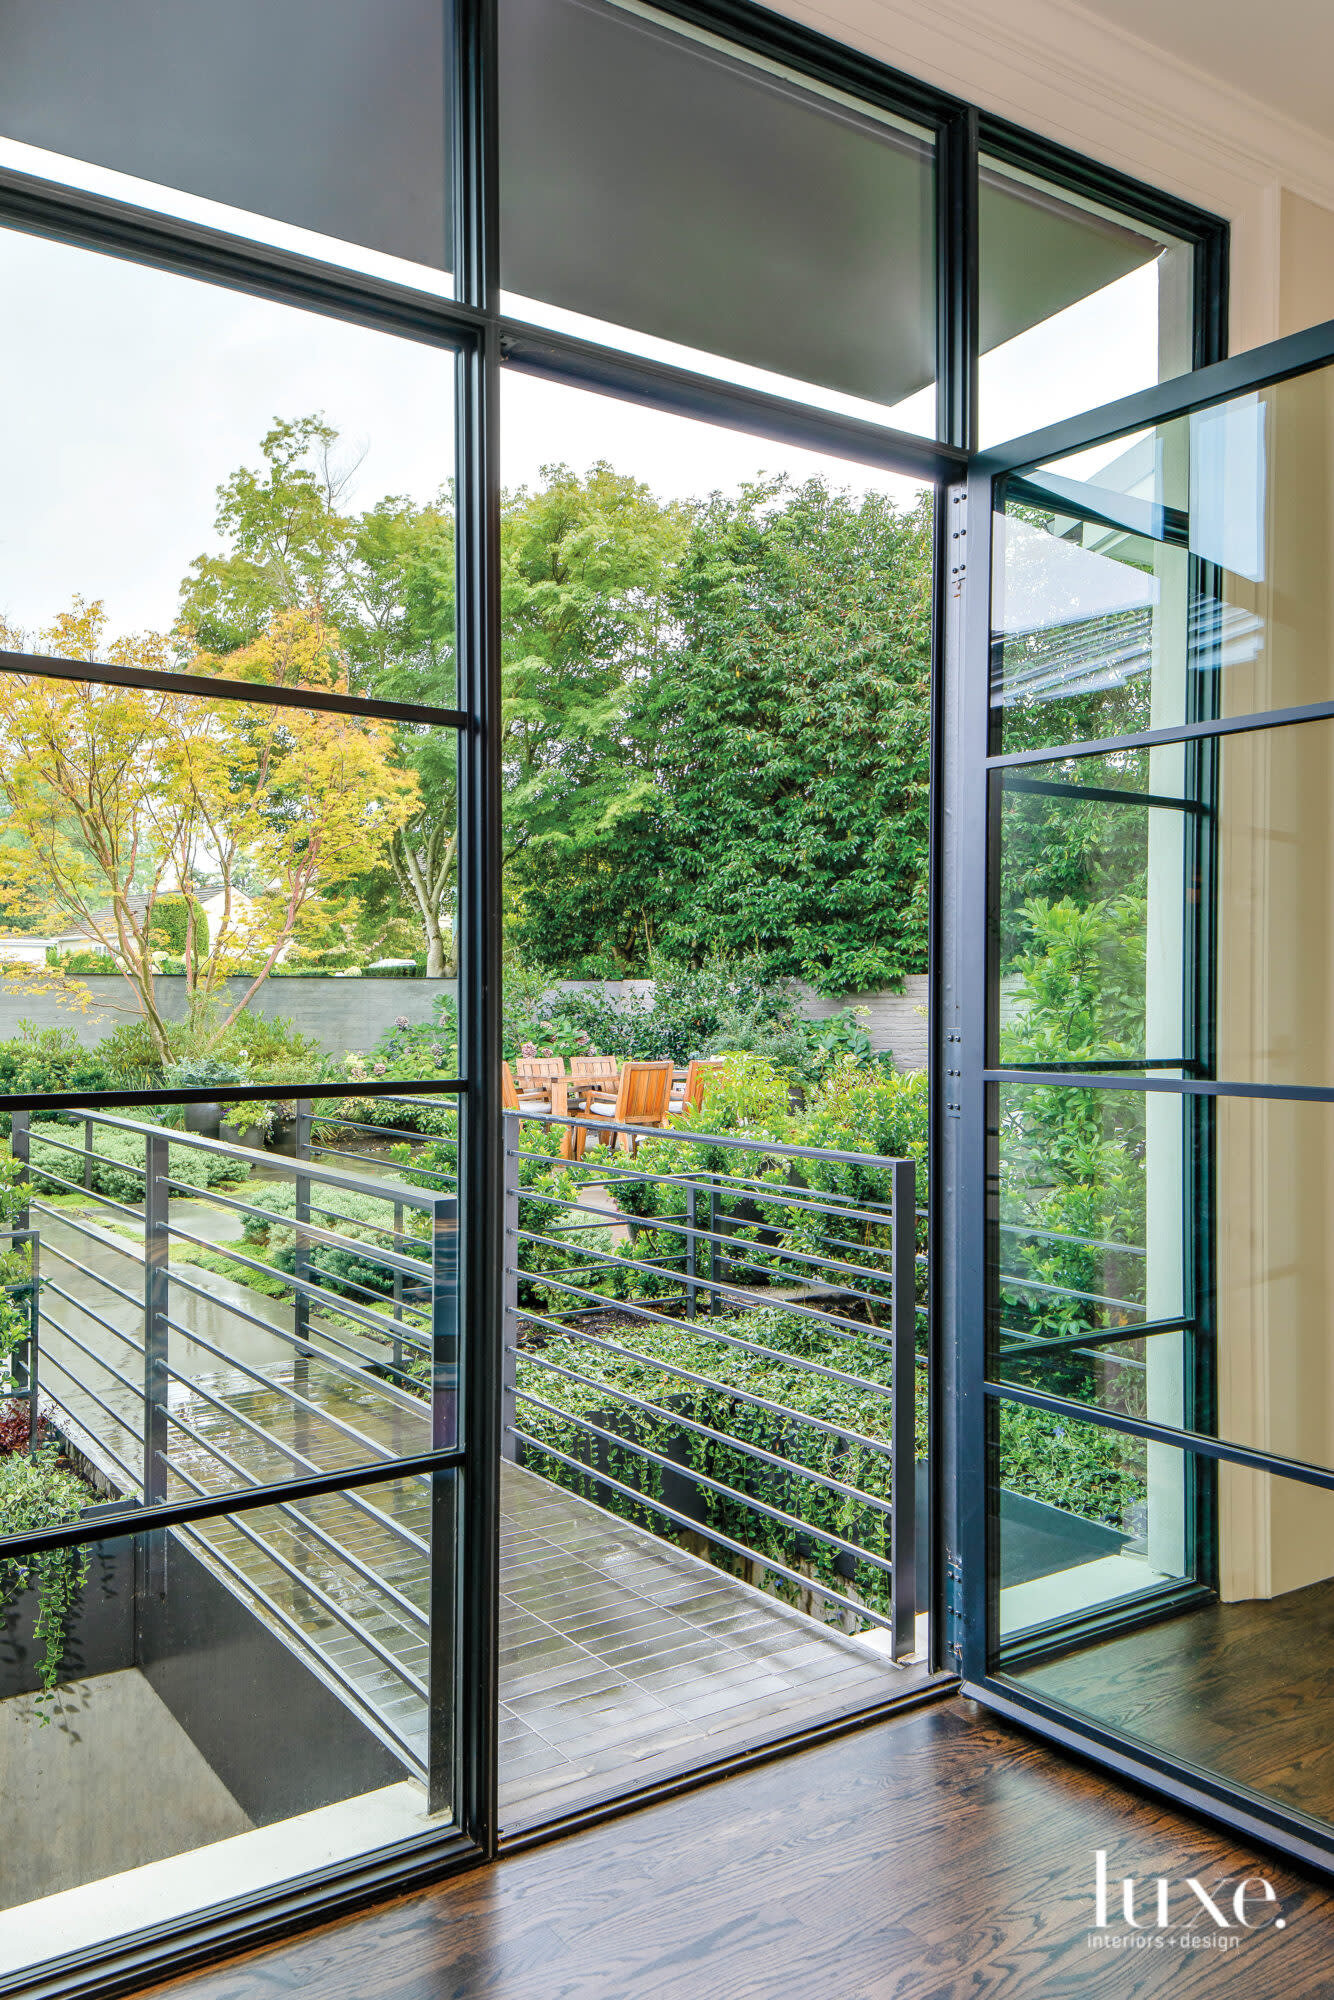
[{"xmin": 0, "ymin": 972, "xmax": 930, "ymax": 1070}]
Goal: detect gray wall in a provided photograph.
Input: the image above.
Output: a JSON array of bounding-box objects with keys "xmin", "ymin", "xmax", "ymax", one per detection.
[
  {"xmin": 553, "ymin": 975, "xmax": 930, "ymax": 1071},
  {"xmin": 3, "ymin": 972, "xmax": 929, "ymax": 1071},
  {"xmin": 0, "ymin": 976, "xmax": 457, "ymax": 1054}
]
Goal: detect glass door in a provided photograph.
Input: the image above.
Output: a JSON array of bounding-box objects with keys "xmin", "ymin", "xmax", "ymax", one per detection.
[{"xmin": 950, "ymin": 316, "xmax": 1334, "ymax": 1863}]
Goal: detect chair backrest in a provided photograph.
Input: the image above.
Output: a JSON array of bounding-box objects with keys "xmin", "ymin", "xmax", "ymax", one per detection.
[
  {"xmin": 571, "ymin": 1054, "xmax": 619, "ymax": 1085},
  {"xmin": 501, "ymin": 1061, "xmax": 520, "ymax": 1112},
  {"xmin": 684, "ymin": 1056, "xmax": 725, "ymax": 1111},
  {"xmin": 515, "ymin": 1055, "xmax": 565, "ymax": 1091},
  {"xmin": 615, "ymin": 1059, "xmax": 674, "ymax": 1126}
]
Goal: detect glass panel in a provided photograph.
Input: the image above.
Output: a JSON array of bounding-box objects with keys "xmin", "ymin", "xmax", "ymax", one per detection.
[
  {"xmin": 0, "ymin": 1471, "xmax": 453, "ymax": 1977},
  {"xmin": 995, "ymin": 750, "xmax": 1194, "ymax": 1069},
  {"xmin": 1, "ymin": 1091, "xmax": 456, "ymax": 1502},
  {"xmin": 0, "ymin": 673, "xmax": 460, "ymax": 1070},
  {"xmin": 0, "ymin": 227, "xmax": 458, "ymax": 697},
  {"xmin": 978, "ymin": 157, "xmax": 1193, "ymax": 449},
  {"xmin": 0, "ymin": 0, "xmax": 454, "ymax": 290},
  {"xmin": 993, "ymin": 1083, "xmax": 1185, "ymax": 1350},
  {"xmin": 1003, "ymin": 1433, "xmax": 1334, "ymax": 1838},
  {"xmin": 500, "ymin": 0, "xmax": 936, "ymax": 433},
  {"xmin": 993, "ymin": 364, "xmax": 1334, "ymax": 748},
  {"xmin": 995, "ymin": 1400, "xmax": 1192, "ymax": 1642}
]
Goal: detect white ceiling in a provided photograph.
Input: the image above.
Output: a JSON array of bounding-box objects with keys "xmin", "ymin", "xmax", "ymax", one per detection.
[{"xmin": 1070, "ymin": 0, "xmax": 1334, "ymax": 142}]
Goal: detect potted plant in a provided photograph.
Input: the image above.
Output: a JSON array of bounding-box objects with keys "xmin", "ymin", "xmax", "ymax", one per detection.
[{"xmin": 163, "ymin": 1055, "xmax": 249, "ymax": 1140}]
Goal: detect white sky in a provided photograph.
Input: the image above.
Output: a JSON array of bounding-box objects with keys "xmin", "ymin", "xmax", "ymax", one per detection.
[{"xmin": 0, "ymin": 153, "xmax": 1167, "ymax": 646}]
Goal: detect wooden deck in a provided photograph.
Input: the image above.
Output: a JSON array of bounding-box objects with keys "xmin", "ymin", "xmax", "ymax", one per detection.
[
  {"xmin": 499, "ymin": 1463, "xmax": 915, "ymax": 1828},
  {"xmin": 135, "ymin": 1699, "xmax": 1334, "ymax": 2000}
]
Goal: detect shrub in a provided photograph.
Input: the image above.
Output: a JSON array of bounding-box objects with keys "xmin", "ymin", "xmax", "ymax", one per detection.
[
  {"xmin": 27, "ymin": 1118, "xmax": 249, "ymax": 1204},
  {"xmin": 0, "ymin": 1445, "xmax": 95, "ymax": 1708},
  {"xmin": 240, "ymin": 1179, "xmax": 432, "ymax": 1301}
]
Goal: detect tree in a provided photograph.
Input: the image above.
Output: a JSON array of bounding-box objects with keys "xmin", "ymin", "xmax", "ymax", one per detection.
[
  {"xmin": 0, "ymin": 600, "xmax": 418, "ymax": 1058},
  {"xmin": 179, "ymin": 416, "xmax": 461, "ymax": 971},
  {"xmin": 499, "ymin": 462, "xmax": 689, "ymax": 966},
  {"xmin": 650, "ymin": 479, "xmax": 933, "ymax": 994}
]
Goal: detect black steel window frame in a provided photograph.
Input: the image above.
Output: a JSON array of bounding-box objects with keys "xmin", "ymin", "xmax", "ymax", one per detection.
[
  {"xmin": 0, "ymin": 0, "xmax": 1229, "ymax": 1991},
  {"xmin": 953, "ymin": 306, "xmax": 1334, "ymax": 1878}
]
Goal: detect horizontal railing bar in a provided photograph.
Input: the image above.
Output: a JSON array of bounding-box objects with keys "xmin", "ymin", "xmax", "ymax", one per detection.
[
  {"xmin": 163, "ymin": 1224, "xmax": 421, "ymax": 1346},
  {"xmin": 27, "ymin": 1129, "xmax": 149, "ymax": 1176},
  {"xmin": 998, "ymin": 1219, "xmax": 1147, "ymax": 1256},
  {"xmin": 517, "ymin": 1389, "xmax": 894, "ymax": 1574},
  {"xmin": 192, "ymin": 1207, "xmax": 428, "ymax": 1284},
  {"xmin": 38, "ymin": 1339, "xmax": 144, "ymax": 1442},
  {"xmin": 519, "ymin": 1186, "xmax": 899, "ymax": 1291},
  {"xmin": 40, "ymin": 1387, "xmax": 142, "ymax": 1490},
  {"xmin": 163, "ymin": 1445, "xmax": 428, "ymax": 1632},
  {"xmin": 38, "ymin": 1239, "xmax": 143, "ymax": 1313},
  {"xmin": 162, "ymin": 1265, "xmax": 420, "ymax": 1388},
  {"xmin": 26, "ymin": 1165, "xmax": 144, "ymax": 1220},
  {"xmin": 156, "ymin": 1384, "xmax": 439, "ymax": 1569},
  {"xmin": 159, "ymin": 1314, "xmax": 409, "ymax": 1465},
  {"xmin": 513, "ymin": 1150, "xmax": 899, "ymax": 1230},
  {"xmin": 69, "ymin": 1109, "xmax": 443, "ymax": 1209},
  {"xmin": 38, "ymin": 1305, "xmax": 142, "ymax": 1394},
  {"xmin": 172, "ymin": 1516, "xmax": 427, "ymax": 1772},
  {"xmin": 42, "ymin": 1280, "xmax": 143, "ymax": 1353},
  {"xmin": 998, "ymin": 1271, "xmax": 1143, "ymax": 1312},
  {"xmin": 29, "ymin": 1202, "xmax": 143, "ymax": 1261},
  {"xmin": 516, "ymin": 1229, "xmax": 898, "ymax": 1343},
  {"xmin": 513, "ymin": 1311, "xmax": 895, "ymax": 1458},
  {"xmin": 515, "ymin": 1111, "xmax": 911, "ymax": 1173},
  {"xmin": 514, "ymin": 1270, "xmax": 894, "ymax": 1397},
  {"xmin": 513, "ymin": 1427, "xmax": 897, "ymax": 1636},
  {"xmin": 159, "ymin": 1414, "xmax": 430, "ymax": 1698},
  {"xmin": 521, "ymin": 1348, "xmax": 894, "ymax": 1516},
  {"xmin": 993, "ymin": 1315, "xmax": 1192, "ymax": 1361},
  {"xmin": 162, "ymin": 1177, "xmax": 432, "ymax": 1275}
]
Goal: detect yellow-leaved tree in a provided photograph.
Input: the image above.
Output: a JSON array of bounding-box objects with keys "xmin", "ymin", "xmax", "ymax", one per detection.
[{"xmin": 0, "ymin": 599, "xmax": 419, "ymax": 1059}]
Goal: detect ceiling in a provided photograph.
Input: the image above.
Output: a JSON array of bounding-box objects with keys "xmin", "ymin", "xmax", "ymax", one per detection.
[{"xmin": 1070, "ymin": 0, "xmax": 1334, "ymax": 143}]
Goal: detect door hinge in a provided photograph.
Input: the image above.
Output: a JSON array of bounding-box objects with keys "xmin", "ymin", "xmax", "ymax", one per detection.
[{"xmin": 945, "ymin": 1555, "xmax": 964, "ymax": 1666}]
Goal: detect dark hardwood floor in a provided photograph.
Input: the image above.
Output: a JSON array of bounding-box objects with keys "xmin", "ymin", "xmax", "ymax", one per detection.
[
  {"xmin": 135, "ymin": 1698, "xmax": 1334, "ymax": 2000},
  {"xmin": 1015, "ymin": 1576, "xmax": 1334, "ymax": 1824}
]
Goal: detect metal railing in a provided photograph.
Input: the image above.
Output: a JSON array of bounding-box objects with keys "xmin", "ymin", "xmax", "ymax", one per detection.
[
  {"xmin": 502, "ymin": 1108, "xmax": 922, "ymax": 1659},
  {"xmin": 8, "ymin": 1099, "xmax": 458, "ymax": 1777}
]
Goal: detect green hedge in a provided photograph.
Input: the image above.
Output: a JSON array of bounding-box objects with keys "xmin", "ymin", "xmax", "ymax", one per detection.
[{"xmin": 28, "ymin": 1118, "xmax": 249, "ymax": 1205}]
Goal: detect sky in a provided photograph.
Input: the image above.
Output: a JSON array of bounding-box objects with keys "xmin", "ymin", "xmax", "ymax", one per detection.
[{"xmin": 0, "ymin": 132, "xmax": 1168, "ymax": 647}]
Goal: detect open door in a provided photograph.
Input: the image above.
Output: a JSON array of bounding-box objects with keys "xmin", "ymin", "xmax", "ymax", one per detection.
[{"xmin": 945, "ymin": 315, "xmax": 1334, "ymax": 1866}]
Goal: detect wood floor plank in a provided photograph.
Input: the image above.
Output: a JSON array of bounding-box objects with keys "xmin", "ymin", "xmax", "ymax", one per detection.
[{"xmin": 130, "ymin": 1699, "xmax": 1334, "ymax": 2000}]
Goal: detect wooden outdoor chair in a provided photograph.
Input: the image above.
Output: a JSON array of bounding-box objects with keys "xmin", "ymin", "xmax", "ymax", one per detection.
[
  {"xmin": 577, "ymin": 1059, "xmax": 674, "ymax": 1158},
  {"xmin": 670, "ymin": 1056, "xmax": 725, "ymax": 1119},
  {"xmin": 515, "ymin": 1055, "xmax": 566, "ymax": 1104},
  {"xmin": 503, "ymin": 1060, "xmax": 566, "ymax": 1117},
  {"xmin": 569, "ymin": 1054, "xmax": 619, "ymax": 1090}
]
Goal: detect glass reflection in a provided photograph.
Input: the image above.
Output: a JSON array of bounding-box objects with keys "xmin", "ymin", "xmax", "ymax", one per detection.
[
  {"xmin": 995, "ymin": 367, "xmax": 1334, "ymax": 749},
  {"xmin": 1002, "ymin": 1429, "xmax": 1334, "ymax": 1835}
]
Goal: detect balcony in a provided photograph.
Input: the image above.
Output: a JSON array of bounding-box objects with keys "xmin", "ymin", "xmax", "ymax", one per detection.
[{"xmin": 0, "ymin": 1095, "xmax": 924, "ymax": 1926}]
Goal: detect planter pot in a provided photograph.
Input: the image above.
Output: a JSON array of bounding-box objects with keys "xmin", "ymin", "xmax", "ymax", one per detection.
[
  {"xmin": 219, "ymin": 1121, "xmax": 266, "ymax": 1150},
  {"xmin": 184, "ymin": 1100, "xmax": 223, "ymax": 1140}
]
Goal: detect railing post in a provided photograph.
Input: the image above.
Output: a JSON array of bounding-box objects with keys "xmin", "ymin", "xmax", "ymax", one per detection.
[
  {"xmin": 84, "ymin": 1114, "xmax": 93, "ymax": 1192},
  {"xmin": 11, "ymin": 1109, "xmax": 29, "ymax": 1234},
  {"xmin": 426, "ymin": 1185, "xmax": 459, "ymax": 1817},
  {"xmin": 890, "ymin": 1156, "xmax": 918, "ymax": 1661},
  {"xmin": 143, "ymin": 1128, "xmax": 170, "ymax": 1507},
  {"xmin": 292, "ymin": 1098, "xmax": 314, "ymax": 1461},
  {"xmin": 501, "ymin": 1111, "xmax": 518, "ymax": 1463},
  {"xmin": 684, "ymin": 1178, "xmax": 698, "ymax": 1319},
  {"xmin": 392, "ymin": 1198, "xmax": 405, "ymax": 1382},
  {"xmin": 708, "ymin": 1173, "xmax": 721, "ymax": 1314},
  {"xmin": 24, "ymin": 1231, "xmax": 39, "ymax": 1458},
  {"xmin": 8, "ymin": 1114, "xmax": 34, "ymax": 1447}
]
